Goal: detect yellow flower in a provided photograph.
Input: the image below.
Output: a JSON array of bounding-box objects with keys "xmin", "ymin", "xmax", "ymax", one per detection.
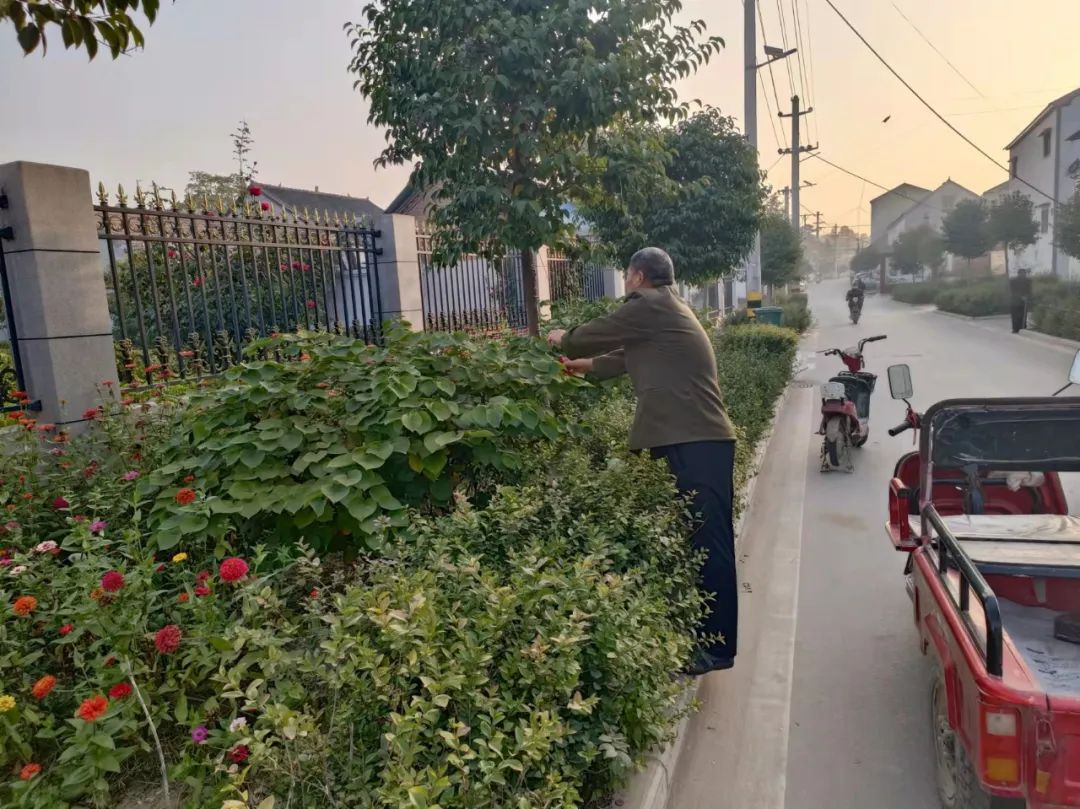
[
  {"xmin": 0, "ymin": 695, "xmax": 15, "ymax": 712},
  {"xmin": 171, "ymin": 553, "xmax": 188, "ymax": 564}
]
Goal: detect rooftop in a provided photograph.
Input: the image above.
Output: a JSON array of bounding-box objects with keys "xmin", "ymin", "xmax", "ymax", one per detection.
[
  {"xmin": 1005, "ymin": 87, "xmax": 1080, "ymax": 150},
  {"xmin": 259, "ymin": 183, "xmax": 383, "ymax": 222}
]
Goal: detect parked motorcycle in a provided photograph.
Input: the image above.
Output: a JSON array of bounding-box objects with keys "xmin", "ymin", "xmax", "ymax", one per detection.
[{"xmin": 818, "ymin": 335, "xmax": 887, "ymax": 472}]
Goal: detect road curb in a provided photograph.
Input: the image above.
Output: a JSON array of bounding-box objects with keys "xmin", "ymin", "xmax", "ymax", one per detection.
[
  {"xmin": 1017, "ymin": 328, "xmax": 1080, "ymax": 352},
  {"xmin": 612, "ymin": 360, "xmax": 798, "ymax": 809},
  {"xmin": 932, "ymin": 309, "xmax": 1010, "ymax": 323}
]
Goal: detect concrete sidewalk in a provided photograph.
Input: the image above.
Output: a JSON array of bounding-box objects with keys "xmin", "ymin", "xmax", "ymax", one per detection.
[{"xmin": 666, "ymin": 380, "xmax": 814, "ymax": 809}]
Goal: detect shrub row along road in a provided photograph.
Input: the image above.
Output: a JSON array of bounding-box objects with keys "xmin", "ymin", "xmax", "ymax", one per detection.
[{"xmin": 671, "ymin": 279, "xmax": 1079, "ymax": 808}]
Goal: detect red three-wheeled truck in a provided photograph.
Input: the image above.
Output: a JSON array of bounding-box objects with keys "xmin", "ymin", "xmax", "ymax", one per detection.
[{"xmin": 884, "ymin": 352, "xmax": 1080, "ymax": 809}]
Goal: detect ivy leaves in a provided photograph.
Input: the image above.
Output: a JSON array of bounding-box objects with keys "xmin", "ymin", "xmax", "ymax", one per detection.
[{"xmin": 147, "ymin": 330, "xmax": 585, "ymax": 552}]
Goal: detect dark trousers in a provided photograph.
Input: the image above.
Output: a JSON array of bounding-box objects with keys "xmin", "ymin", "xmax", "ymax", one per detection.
[
  {"xmin": 651, "ymin": 440, "xmax": 738, "ymax": 660},
  {"xmin": 1010, "ymin": 299, "xmax": 1027, "ymax": 333}
]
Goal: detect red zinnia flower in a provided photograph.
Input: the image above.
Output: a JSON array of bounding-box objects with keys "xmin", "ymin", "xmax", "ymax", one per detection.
[
  {"xmin": 219, "ymin": 557, "xmax": 249, "ymax": 583},
  {"xmin": 13, "ymin": 595, "xmax": 37, "ymax": 616},
  {"xmin": 59, "ymin": 623, "xmax": 73, "ymax": 636},
  {"xmin": 309, "ymin": 589, "xmax": 319, "ymax": 599},
  {"xmin": 167, "ymin": 249, "xmax": 178, "ymax": 259},
  {"xmin": 31, "ymin": 675, "xmax": 57, "ymax": 700},
  {"xmin": 76, "ymin": 695, "xmax": 109, "ymax": 722},
  {"xmin": 101, "ymin": 570, "xmax": 125, "ymax": 593},
  {"xmin": 82, "ymin": 407, "xmax": 99, "ymax": 421},
  {"xmin": 228, "ymin": 744, "xmax": 250, "ymax": 763},
  {"xmin": 178, "ymin": 592, "xmax": 189, "ymax": 603},
  {"xmin": 154, "ymin": 624, "xmax": 182, "ymax": 655},
  {"xmin": 260, "ymin": 201, "xmax": 270, "ymax": 211},
  {"xmin": 194, "ymin": 583, "xmax": 212, "ymax": 597},
  {"xmin": 248, "ymin": 185, "xmax": 262, "ymax": 197},
  {"xmin": 108, "ymin": 682, "xmax": 132, "ymax": 700},
  {"xmin": 192, "ymin": 276, "xmax": 203, "ymax": 288},
  {"xmin": 302, "ymin": 262, "xmax": 311, "ymax": 272},
  {"xmin": 183, "ymin": 475, "xmax": 195, "ymax": 483},
  {"xmin": 52, "ymin": 496, "xmax": 69, "ymax": 510},
  {"xmin": 174, "ymin": 488, "xmax": 196, "ymax": 506},
  {"xmin": 12, "ymin": 391, "xmax": 28, "ymax": 401},
  {"xmin": 19, "ymin": 763, "xmax": 41, "ymax": 781},
  {"xmin": 195, "ymin": 569, "xmax": 211, "ymax": 583},
  {"xmin": 306, "ymin": 299, "xmax": 316, "ymax": 310}
]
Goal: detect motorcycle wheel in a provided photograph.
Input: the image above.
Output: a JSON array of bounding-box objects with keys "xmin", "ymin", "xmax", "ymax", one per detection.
[{"xmin": 825, "ymin": 439, "xmax": 840, "ymax": 466}]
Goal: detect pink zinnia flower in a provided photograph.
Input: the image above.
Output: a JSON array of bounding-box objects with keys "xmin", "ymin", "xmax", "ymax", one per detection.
[
  {"xmin": 219, "ymin": 557, "xmax": 249, "ymax": 583},
  {"xmin": 191, "ymin": 725, "xmax": 208, "ymax": 744},
  {"xmin": 101, "ymin": 570, "xmax": 125, "ymax": 593},
  {"xmin": 90, "ymin": 520, "xmax": 107, "ymax": 534},
  {"xmin": 52, "ymin": 497, "xmax": 69, "ymax": 510},
  {"xmin": 154, "ymin": 624, "xmax": 182, "ymax": 655},
  {"xmin": 122, "ymin": 470, "xmax": 140, "ymax": 481}
]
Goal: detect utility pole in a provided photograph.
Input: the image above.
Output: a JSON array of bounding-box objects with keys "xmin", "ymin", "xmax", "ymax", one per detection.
[
  {"xmin": 779, "ymin": 95, "xmax": 818, "ymax": 232},
  {"xmin": 745, "ymin": 15, "xmax": 796, "ymax": 316},
  {"xmin": 815, "ymin": 211, "xmax": 823, "ymax": 238},
  {"xmin": 781, "ymin": 187, "xmax": 791, "ymax": 222}
]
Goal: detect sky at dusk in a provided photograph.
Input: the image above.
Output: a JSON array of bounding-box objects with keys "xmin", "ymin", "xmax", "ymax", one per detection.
[{"xmin": 2, "ymin": 0, "xmax": 1079, "ymax": 235}]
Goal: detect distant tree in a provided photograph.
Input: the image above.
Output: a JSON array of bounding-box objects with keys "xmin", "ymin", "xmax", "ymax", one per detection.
[
  {"xmin": 232, "ymin": 120, "xmax": 258, "ymax": 189},
  {"xmin": 580, "ymin": 109, "xmax": 767, "ymax": 285},
  {"xmin": 893, "ymin": 225, "xmax": 944, "ymax": 278},
  {"xmin": 989, "ymin": 191, "xmax": 1038, "ymax": 276},
  {"xmin": 4, "ymin": 0, "xmax": 164, "ymax": 59},
  {"xmin": 850, "ymin": 246, "xmax": 881, "ymax": 274},
  {"xmin": 1059, "ymin": 182, "xmax": 1080, "ymax": 262},
  {"xmin": 183, "ymin": 172, "xmax": 244, "ymax": 208},
  {"xmin": 346, "ymin": 0, "xmax": 724, "ymax": 335},
  {"xmin": 760, "ymin": 206, "xmax": 803, "ymax": 287},
  {"xmin": 942, "ymin": 199, "xmax": 991, "ymax": 271}
]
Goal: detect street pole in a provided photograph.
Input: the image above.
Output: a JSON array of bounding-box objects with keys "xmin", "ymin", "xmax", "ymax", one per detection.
[
  {"xmin": 744, "ymin": 0, "xmax": 762, "ymax": 315},
  {"xmin": 781, "ymin": 187, "xmax": 791, "ymax": 222},
  {"xmin": 779, "ymin": 97, "xmax": 818, "ymax": 233},
  {"xmin": 815, "ymin": 211, "xmax": 822, "ymax": 238}
]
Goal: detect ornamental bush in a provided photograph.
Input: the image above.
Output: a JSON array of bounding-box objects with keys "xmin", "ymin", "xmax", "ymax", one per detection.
[{"xmin": 0, "ymin": 317, "xmax": 796, "ymax": 808}]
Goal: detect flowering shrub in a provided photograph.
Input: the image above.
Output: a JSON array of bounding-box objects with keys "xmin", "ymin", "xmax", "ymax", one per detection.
[{"xmin": 0, "ymin": 318, "xmax": 796, "ymax": 808}]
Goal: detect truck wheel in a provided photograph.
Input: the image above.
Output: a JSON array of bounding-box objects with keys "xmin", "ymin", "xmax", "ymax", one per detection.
[{"xmin": 930, "ymin": 672, "xmax": 1023, "ymax": 809}]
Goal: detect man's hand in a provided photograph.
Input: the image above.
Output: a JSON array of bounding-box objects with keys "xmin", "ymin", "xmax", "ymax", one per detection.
[
  {"xmin": 546, "ymin": 328, "xmax": 567, "ymax": 348},
  {"xmin": 559, "ymin": 357, "xmax": 593, "ymax": 375}
]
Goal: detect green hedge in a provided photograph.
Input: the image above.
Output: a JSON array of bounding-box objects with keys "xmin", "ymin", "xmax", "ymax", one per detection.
[
  {"xmin": 890, "ymin": 281, "xmax": 944, "ymax": 305},
  {"xmin": 0, "ymin": 320, "xmax": 797, "ymax": 808},
  {"xmin": 934, "ymin": 280, "xmax": 1010, "ymax": 317},
  {"xmin": 1032, "ymin": 280, "xmax": 1080, "ymax": 341}
]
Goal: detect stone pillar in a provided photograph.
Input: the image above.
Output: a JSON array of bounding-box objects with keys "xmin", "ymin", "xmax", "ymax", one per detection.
[
  {"xmin": 600, "ymin": 267, "xmax": 625, "ymax": 299},
  {"xmin": 535, "ymin": 246, "xmax": 553, "ymax": 321},
  {"xmin": 0, "ymin": 161, "xmax": 117, "ymax": 429},
  {"xmin": 375, "ymin": 213, "xmax": 424, "ymax": 331}
]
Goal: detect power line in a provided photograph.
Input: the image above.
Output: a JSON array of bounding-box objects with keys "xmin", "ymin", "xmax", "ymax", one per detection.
[
  {"xmin": 757, "ymin": 0, "xmax": 788, "ymax": 149},
  {"xmin": 773, "ymin": 0, "xmax": 797, "ymax": 94},
  {"xmin": 802, "ymin": 0, "xmax": 820, "ymax": 143},
  {"xmin": 759, "ymin": 72, "xmax": 784, "ymax": 154},
  {"xmin": 808, "ymin": 153, "xmax": 926, "ymax": 204},
  {"xmin": 789, "ymin": 0, "xmax": 810, "ymax": 103},
  {"xmin": 890, "ymin": 2, "xmax": 984, "ymax": 99},
  {"xmin": 765, "ymin": 153, "xmax": 786, "ymax": 173},
  {"xmin": 822, "ymin": 0, "xmax": 1054, "ymax": 204}
]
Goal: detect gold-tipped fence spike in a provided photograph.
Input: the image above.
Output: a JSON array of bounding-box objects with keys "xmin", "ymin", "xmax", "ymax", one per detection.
[
  {"xmin": 170, "ymin": 188, "xmax": 180, "ymax": 210},
  {"xmin": 116, "ymin": 183, "xmax": 128, "ymax": 207},
  {"xmin": 151, "ymin": 182, "xmax": 164, "ymax": 210},
  {"xmin": 96, "ymin": 181, "xmax": 108, "ymax": 206},
  {"xmin": 242, "ymin": 199, "xmax": 253, "ymax": 217},
  {"xmin": 201, "ymin": 194, "xmax": 211, "ymax": 213},
  {"xmin": 215, "ymin": 195, "xmax": 226, "ymax": 215},
  {"xmin": 332, "ymin": 210, "xmax": 342, "ymax": 227},
  {"xmin": 133, "ymin": 183, "xmax": 147, "ymax": 208},
  {"xmin": 183, "ymin": 194, "xmax": 195, "ymax": 213},
  {"xmin": 302, "ymin": 206, "xmax": 311, "ymax": 223},
  {"xmin": 323, "ymin": 208, "xmax": 331, "ymax": 226}
]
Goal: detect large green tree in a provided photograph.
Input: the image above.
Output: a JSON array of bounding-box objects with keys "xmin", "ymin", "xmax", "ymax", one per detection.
[
  {"xmin": 346, "ymin": 0, "xmax": 724, "ymax": 334},
  {"xmin": 850, "ymin": 246, "xmax": 881, "ymax": 274},
  {"xmin": 989, "ymin": 191, "xmax": 1038, "ymax": 276},
  {"xmin": 760, "ymin": 205, "xmax": 802, "ymax": 287},
  {"xmin": 579, "ymin": 108, "xmax": 766, "ymax": 285},
  {"xmin": 892, "ymin": 225, "xmax": 944, "ymax": 278},
  {"xmin": 1059, "ymin": 182, "xmax": 1080, "ymax": 262},
  {"xmin": 942, "ymin": 198, "xmax": 991, "ymax": 270},
  {"xmin": 4, "ymin": 0, "xmax": 162, "ymax": 58}
]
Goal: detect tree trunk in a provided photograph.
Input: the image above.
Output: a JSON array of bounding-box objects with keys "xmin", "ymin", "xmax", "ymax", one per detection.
[{"xmin": 521, "ymin": 248, "xmax": 541, "ymax": 337}]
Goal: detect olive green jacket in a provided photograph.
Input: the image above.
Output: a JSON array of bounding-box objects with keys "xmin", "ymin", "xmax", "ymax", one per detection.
[{"xmin": 562, "ymin": 286, "xmax": 736, "ymax": 450}]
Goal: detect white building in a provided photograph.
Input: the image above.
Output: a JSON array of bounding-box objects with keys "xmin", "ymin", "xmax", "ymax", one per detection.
[
  {"xmin": 869, "ymin": 180, "xmax": 979, "ymax": 276},
  {"xmin": 869, "ymin": 183, "xmax": 930, "ymax": 249},
  {"xmin": 987, "ymin": 87, "xmax": 1080, "ymax": 280}
]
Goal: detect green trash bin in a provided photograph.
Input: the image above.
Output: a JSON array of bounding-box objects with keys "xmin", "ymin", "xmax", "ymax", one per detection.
[{"xmin": 755, "ymin": 306, "xmax": 783, "ymax": 326}]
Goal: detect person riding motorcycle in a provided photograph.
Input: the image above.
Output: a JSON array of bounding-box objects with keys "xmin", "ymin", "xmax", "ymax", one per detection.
[{"xmin": 846, "ymin": 279, "xmax": 865, "ymax": 312}]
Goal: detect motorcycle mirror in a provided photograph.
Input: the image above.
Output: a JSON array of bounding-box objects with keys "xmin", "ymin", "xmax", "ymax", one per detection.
[{"xmin": 887, "ymin": 364, "xmax": 914, "ymax": 400}]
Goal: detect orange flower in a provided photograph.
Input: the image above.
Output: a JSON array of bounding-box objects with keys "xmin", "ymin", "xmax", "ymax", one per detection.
[
  {"xmin": 19, "ymin": 763, "xmax": 41, "ymax": 781},
  {"xmin": 13, "ymin": 596, "xmax": 37, "ymax": 616},
  {"xmin": 174, "ymin": 488, "xmax": 196, "ymax": 506},
  {"xmin": 76, "ymin": 695, "xmax": 108, "ymax": 722},
  {"xmin": 31, "ymin": 675, "xmax": 57, "ymax": 700},
  {"xmin": 89, "ymin": 587, "xmax": 104, "ymax": 601},
  {"xmin": 178, "ymin": 592, "xmax": 189, "ymax": 603}
]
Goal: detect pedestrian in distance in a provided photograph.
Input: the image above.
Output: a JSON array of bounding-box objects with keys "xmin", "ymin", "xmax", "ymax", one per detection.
[
  {"xmin": 1010, "ymin": 268, "xmax": 1032, "ymax": 334},
  {"xmin": 546, "ymin": 247, "xmax": 738, "ymax": 676}
]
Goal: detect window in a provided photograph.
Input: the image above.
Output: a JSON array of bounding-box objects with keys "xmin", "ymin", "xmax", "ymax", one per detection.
[
  {"xmin": 1042, "ymin": 129, "xmax": 1053, "ymax": 158},
  {"xmin": 1040, "ymin": 204, "xmax": 1050, "ymax": 234},
  {"xmin": 1010, "ymin": 156, "xmax": 1019, "ymax": 178}
]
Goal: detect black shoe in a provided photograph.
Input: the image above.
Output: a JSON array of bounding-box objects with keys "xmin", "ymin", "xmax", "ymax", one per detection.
[{"xmin": 684, "ymin": 651, "xmax": 735, "ymax": 676}]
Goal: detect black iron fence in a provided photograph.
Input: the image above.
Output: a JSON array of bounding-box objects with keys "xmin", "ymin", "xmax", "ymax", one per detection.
[
  {"xmin": 416, "ymin": 222, "xmax": 527, "ymax": 333},
  {"xmin": 95, "ymin": 184, "xmax": 383, "ymax": 385},
  {"xmin": 548, "ymin": 250, "xmax": 608, "ymax": 303}
]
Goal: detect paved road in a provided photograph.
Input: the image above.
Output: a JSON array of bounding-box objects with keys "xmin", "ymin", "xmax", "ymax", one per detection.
[{"xmin": 670, "ymin": 279, "xmax": 1079, "ymax": 809}]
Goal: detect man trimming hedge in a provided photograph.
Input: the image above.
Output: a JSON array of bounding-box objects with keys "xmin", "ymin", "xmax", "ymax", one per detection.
[{"xmin": 546, "ymin": 247, "xmax": 737, "ymax": 676}]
